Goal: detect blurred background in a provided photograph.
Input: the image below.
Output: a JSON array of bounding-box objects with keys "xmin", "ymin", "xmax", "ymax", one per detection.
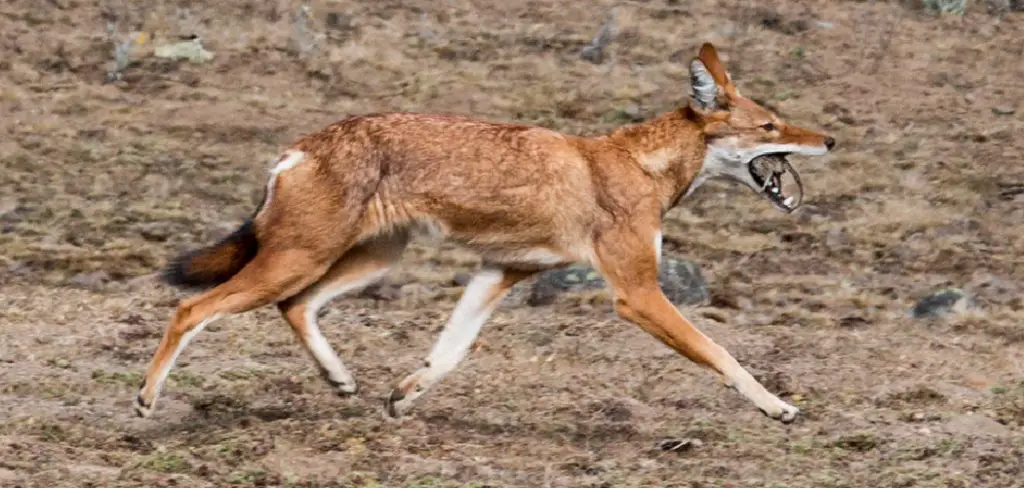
[{"xmin": 1, "ymin": 0, "xmax": 1022, "ymax": 487}]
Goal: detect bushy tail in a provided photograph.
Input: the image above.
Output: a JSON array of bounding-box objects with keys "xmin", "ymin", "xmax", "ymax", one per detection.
[{"xmin": 162, "ymin": 219, "xmax": 259, "ymax": 289}]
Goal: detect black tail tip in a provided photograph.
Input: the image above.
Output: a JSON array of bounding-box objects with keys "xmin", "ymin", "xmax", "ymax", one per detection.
[
  {"xmin": 160, "ymin": 249, "xmax": 214, "ymax": 290},
  {"xmin": 158, "ymin": 219, "xmax": 259, "ymax": 291}
]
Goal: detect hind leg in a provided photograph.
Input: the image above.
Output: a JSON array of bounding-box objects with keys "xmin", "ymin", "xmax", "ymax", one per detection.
[
  {"xmin": 277, "ymin": 232, "xmax": 408, "ymax": 395},
  {"xmin": 135, "ymin": 248, "xmax": 336, "ymax": 418}
]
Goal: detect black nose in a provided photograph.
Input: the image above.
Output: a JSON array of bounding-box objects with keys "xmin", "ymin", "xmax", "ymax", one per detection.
[{"xmin": 824, "ymin": 137, "xmax": 836, "ymax": 151}]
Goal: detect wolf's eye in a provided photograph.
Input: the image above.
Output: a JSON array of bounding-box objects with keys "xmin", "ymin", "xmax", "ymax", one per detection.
[{"xmin": 760, "ymin": 123, "xmax": 777, "ymax": 132}]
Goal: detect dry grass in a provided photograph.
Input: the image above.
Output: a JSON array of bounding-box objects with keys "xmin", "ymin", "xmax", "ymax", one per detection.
[{"xmin": 2, "ymin": 0, "xmax": 1024, "ymax": 487}]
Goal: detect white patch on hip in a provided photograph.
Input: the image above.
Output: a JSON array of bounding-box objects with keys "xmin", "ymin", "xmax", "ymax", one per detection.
[
  {"xmin": 262, "ymin": 150, "xmax": 306, "ymax": 211},
  {"xmin": 271, "ymin": 150, "xmax": 306, "ymax": 175}
]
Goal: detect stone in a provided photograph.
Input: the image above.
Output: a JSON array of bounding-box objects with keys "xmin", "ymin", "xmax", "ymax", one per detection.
[
  {"xmin": 154, "ymin": 38, "xmax": 214, "ymax": 65},
  {"xmin": 451, "ymin": 272, "xmax": 473, "ymax": 287},
  {"xmin": 325, "ymin": 12, "xmax": 352, "ymax": 30},
  {"xmin": 657, "ymin": 437, "xmax": 704, "ymax": 452},
  {"xmin": 68, "ymin": 271, "xmax": 111, "ymax": 290},
  {"xmin": 658, "ymin": 258, "xmax": 711, "ymax": 306},
  {"xmin": 941, "ymin": 413, "xmax": 1011, "ymax": 437},
  {"xmin": 580, "ymin": 44, "xmax": 604, "ymax": 64},
  {"xmin": 911, "ymin": 288, "xmax": 976, "ymax": 318}
]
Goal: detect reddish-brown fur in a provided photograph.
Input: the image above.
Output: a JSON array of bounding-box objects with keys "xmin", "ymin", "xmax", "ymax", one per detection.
[{"xmin": 135, "ymin": 43, "xmax": 834, "ymax": 423}]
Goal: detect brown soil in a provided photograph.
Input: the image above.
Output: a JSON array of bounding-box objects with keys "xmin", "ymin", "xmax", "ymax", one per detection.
[{"xmin": 2, "ymin": 1, "xmax": 1024, "ymax": 487}]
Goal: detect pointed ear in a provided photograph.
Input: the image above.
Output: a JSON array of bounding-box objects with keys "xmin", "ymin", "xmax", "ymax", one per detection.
[
  {"xmin": 697, "ymin": 43, "xmax": 738, "ymax": 96},
  {"xmin": 689, "ymin": 58, "xmax": 719, "ymax": 111}
]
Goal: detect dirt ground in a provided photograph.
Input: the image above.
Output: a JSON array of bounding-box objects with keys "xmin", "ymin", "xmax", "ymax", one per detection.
[{"xmin": 2, "ymin": 0, "xmax": 1024, "ymax": 487}]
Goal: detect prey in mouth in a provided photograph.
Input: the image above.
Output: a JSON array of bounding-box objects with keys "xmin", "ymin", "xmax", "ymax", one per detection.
[{"xmin": 749, "ymin": 153, "xmax": 804, "ymax": 213}]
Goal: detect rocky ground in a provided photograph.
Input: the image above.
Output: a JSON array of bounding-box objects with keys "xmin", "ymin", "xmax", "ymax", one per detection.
[{"xmin": 2, "ymin": 0, "xmax": 1024, "ymax": 487}]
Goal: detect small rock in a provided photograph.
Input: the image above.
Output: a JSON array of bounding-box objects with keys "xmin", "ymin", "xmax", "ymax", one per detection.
[
  {"xmin": 659, "ymin": 259, "xmax": 711, "ymax": 306},
  {"xmin": 452, "ymin": 272, "xmax": 472, "ymax": 287},
  {"xmin": 911, "ymin": 288, "xmax": 976, "ymax": 318},
  {"xmin": 992, "ymin": 106, "xmax": 1016, "ymax": 116},
  {"xmin": 527, "ymin": 258, "xmax": 710, "ymax": 307},
  {"xmin": 526, "ymin": 267, "xmax": 600, "ymax": 306},
  {"xmin": 657, "ymin": 438, "xmax": 703, "ymax": 452},
  {"xmin": 69, "ymin": 271, "xmax": 111, "ymax": 290},
  {"xmin": 137, "ymin": 222, "xmax": 173, "ymax": 242},
  {"xmin": 325, "ymin": 12, "xmax": 352, "ymax": 30},
  {"xmin": 623, "ymin": 102, "xmax": 642, "ymax": 120},
  {"xmin": 54, "ymin": 358, "xmax": 71, "ymax": 369},
  {"xmin": 154, "ymin": 38, "xmax": 214, "ymax": 65},
  {"xmin": 580, "ymin": 44, "xmax": 605, "ymax": 64},
  {"xmin": 942, "ymin": 413, "xmax": 1011, "ymax": 437}
]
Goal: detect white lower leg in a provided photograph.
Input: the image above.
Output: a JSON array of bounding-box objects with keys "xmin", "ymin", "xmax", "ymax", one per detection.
[
  {"xmin": 716, "ymin": 352, "xmax": 798, "ymax": 421},
  {"xmin": 387, "ymin": 269, "xmax": 507, "ymax": 415},
  {"xmin": 299, "ymin": 269, "xmax": 389, "ymax": 392},
  {"xmin": 135, "ymin": 314, "xmax": 221, "ymax": 416},
  {"xmin": 302, "ymin": 318, "xmax": 357, "ymax": 392}
]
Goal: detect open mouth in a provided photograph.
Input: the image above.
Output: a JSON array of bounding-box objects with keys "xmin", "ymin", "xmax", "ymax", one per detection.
[{"xmin": 748, "ymin": 153, "xmax": 804, "ymax": 213}]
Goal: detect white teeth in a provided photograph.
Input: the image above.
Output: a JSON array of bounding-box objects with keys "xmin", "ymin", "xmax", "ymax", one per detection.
[{"xmin": 784, "ymin": 196, "xmax": 795, "ymax": 207}]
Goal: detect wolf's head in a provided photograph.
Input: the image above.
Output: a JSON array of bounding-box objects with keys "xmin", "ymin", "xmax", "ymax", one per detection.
[{"xmin": 687, "ymin": 43, "xmax": 835, "ymax": 213}]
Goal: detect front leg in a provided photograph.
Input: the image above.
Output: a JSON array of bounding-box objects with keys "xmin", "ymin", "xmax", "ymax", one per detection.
[
  {"xmin": 593, "ymin": 222, "xmax": 799, "ymax": 423},
  {"xmin": 385, "ymin": 267, "xmax": 535, "ymax": 418}
]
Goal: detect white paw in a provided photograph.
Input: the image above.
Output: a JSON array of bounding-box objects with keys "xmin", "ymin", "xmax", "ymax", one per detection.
[
  {"xmin": 319, "ymin": 368, "xmax": 358, "ymax": 396},
  {"xmin": 385, "ymin": 387, "xmax": 414, "ymax": 418},
  {"xmin": 326, "ymin": 376, "xmax": 358, "ymax": 396},
  {"xmin": 385, "ymin": 370, "xmax": 430, "ymax": 418},
  {"xmin": 134, "ymin": 392, "xmax": 154, "ymax": 418},
  {"xmin": 759, "ymin": 402, "xmax": 800, "ymax": 424}
]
